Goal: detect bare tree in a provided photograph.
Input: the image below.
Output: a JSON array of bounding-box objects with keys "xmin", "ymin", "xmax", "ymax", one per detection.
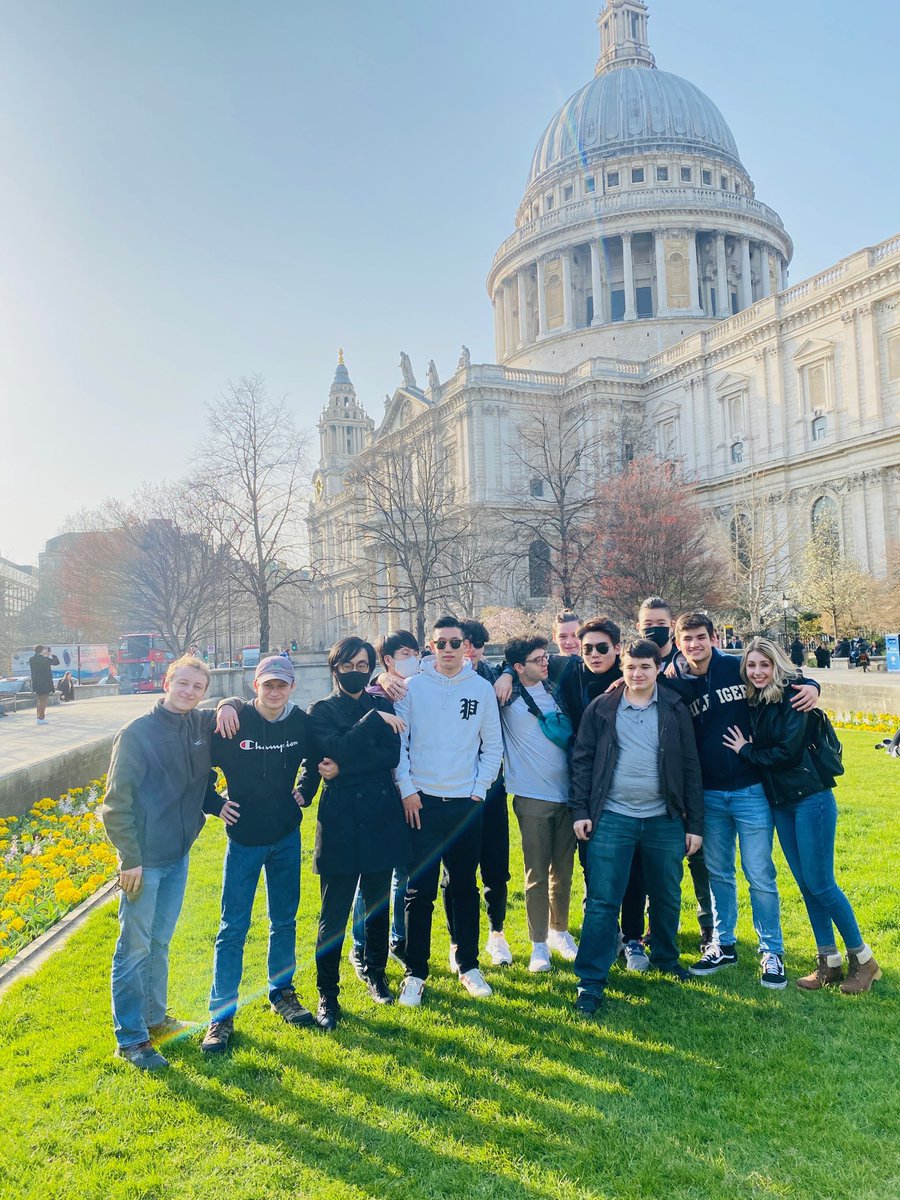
[
  {"xmin": 795, "ymin": 518, "xmax": 874, "ymax": 639},
  {"xmin": 594, "ymin": 457, "xmax": 727, "ymax": 620},
  {"xmin": 196, "ymin": 375, "xmax": 312, "ymax": 655},
  {"xmin": 349, "ymin": 419, "xmax": 484, "ymax": 644},
  {"xmin": 498, "ymin": 396, "xmax": 623, "ymax": 609},
  {"xmin": 720, "ymin": 473, "xmax": 798, "ymax": 632}
]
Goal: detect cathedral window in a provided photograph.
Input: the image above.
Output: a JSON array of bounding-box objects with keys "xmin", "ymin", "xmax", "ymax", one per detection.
[
  {"xmin": 528, "ymin": 540, "xmax": 551, "ymax": 598},
  {"xmin": 886, "ymin": 333, "xmax": 900, "ymax": 381},
  {"xmin": 530, "ymin": 477, "xmax": 545, "ymax": 499},
  {"xmin": 607, "ymin": 170, "xmax": 620, "ymax": 188},
  {"xmin": 610, "ymin": 289, "xmax": 625, "ymax": 321},
  {"xmin": 720, "ymin": 175, "xmax": 728, "ymax": 190},
  {"xmin": 658, "ymin": 417, "xmax": 678, "ymax": 457},
  {"xmin": 730, "ymin": 441, "xmax": 744, "ymax": 464},
  {"xmin": 563, "ymin": 184, "xmax": 574, "ymax": 201},
  {"xmin": 585, "ymin": 176, "xmax": 596, "ymax": 193},
  {"xmin": 811, "ymin": 496, "xmax": 840, "ymax": 545},
  {"xmin": 812, "ymin": 415, "xmax": 827, "ymax": 442},
  {"xmin": 702, "ymin": 169, "xmax": 712, "ymax": 186},
  {"xmin": 681, "ymin": 166, "xmax": 692, "ymax": 182},
  {"xmin": 731, "ymin": 513, "xmax": 752, "ymax": 569},
  {"xmin": 656, "ymin": 166, "xmax": 669, "ymax": 181},
  {"xmin": 636, "ymin": 286, "xmax": 653, "ymax": 318},
  {"xmin": 623, "ymin": 442, "xmax": 634, "ymax": 466},
  {"xmin": 631, "ymin": 167, "xmax": 645, "ymax": 183},
  {"xmin": 545, "ymin": 193, "xmax": 554, "ymax": 210}
]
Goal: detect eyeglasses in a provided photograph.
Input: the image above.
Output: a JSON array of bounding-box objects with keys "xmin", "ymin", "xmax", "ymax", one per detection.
[
  {"xmin": 582, "ymin": 642, "xmax": 611, "ymax": 656},
  {"xmin": 434, "ymin": 638, "xmax": 463, "ymax": 650},
  {"xmin": 337, "ymin": 661, "xmax": 370, "ymax": 673},
  {"xmin": 525, "ymin": 653, "xmax": 549, "ymax": 665}
]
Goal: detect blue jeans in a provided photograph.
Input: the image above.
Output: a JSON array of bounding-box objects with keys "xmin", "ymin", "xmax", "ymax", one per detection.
[
  {"xmin": 352, "ymin": 869, "xmax": 407, "ymax": 953},
  {"xmin": 703, "ymin": 784, "xmax": 783, "ymax": 955},
  {"xmin": 575, "ymin": 809, "xmax": 685, "ymax": 993},
  {"xmin": 773, "ymin": 790, "xmax": 863, "ymax": 951},
  {"xmin": 209, "ymin": 829, "xmax": 301, "ymax": 1019},
  {"xmin": 111, "ymin": 853, "xmax": 190, "ymax": 1049}
]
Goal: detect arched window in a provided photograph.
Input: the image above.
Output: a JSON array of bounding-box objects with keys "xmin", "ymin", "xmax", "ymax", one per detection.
[
  {"xmin": 529, "ymin": 539, "xmax": 551, "ymax": 598},
  {"xmin": 811, "ymin": 495, "xmax": 839, "ymax": 545},
  {"xmin": 731, "ymin": 513, "xmax": 752, "ymax": 570},
  {"xmin": 730, "ymin": 441, "xmax": 744, "ymax": 464},
  {"xmin": 812, "ymin": 415, "xmax": 827, "ymax": 441}
]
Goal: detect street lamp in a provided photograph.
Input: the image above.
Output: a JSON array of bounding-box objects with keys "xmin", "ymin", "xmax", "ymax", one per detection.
[{"xmin": 781, "ymin": 593, "xmax": 790, "ymax": 649}]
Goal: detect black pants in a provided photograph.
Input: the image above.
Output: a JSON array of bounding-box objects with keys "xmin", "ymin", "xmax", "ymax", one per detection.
[
  {"xmin": 405, "ymin": 794, "xmax": 484, "ymax": 979},
  {"xmin": 620, "ymin": 844, "xmax": 714, "ymax": 941},
  {"xmin": 443, "ymin": 772, "xmax": 509, "ymax": 938},
  {"xmin": 315, "ymin": 869, "xmax": 392, "ymax": 998}
]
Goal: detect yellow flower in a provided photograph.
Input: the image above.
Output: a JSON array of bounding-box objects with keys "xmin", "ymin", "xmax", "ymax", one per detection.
[
  {"xmin": 9, "ymin": 916, "xmax": 25, "ymax": 932},
  {"xmin": 0, "ymin": 908, "xmax": 13, "ymax": 920}
]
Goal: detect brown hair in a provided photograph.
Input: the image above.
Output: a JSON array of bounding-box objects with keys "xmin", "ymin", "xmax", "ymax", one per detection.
[{"xmin": 164, "ymin": 655, "xmax": 210, "ymax": 688}]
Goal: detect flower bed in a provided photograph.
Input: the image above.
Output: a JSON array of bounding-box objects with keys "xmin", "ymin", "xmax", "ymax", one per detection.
[
  {"xmin": 0, "ymin": 777, "xmax": 117, "ymax": 965},
  {"xmin": 826, "ymin": 711, "xmax": 898, "ymax": 734}
]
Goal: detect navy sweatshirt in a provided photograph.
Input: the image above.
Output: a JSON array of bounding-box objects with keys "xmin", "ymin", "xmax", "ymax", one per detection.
[
  {"xmin": 206, "ymin": 702, "xmax": 319, "ymax": 846},
  {"xmin": 663, "ymin": 648, "xmax": 820, "ymax": 791}
]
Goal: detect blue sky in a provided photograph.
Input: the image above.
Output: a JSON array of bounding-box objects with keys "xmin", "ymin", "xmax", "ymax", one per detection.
[{"xmin": 1, "ymin": 0, "xmax": 897, "ymax": 564}]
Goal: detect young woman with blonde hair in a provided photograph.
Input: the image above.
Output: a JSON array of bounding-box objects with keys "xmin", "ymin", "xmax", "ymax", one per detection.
[{"xmin": 722, "ymin": 637, "xmax": 880, "ymax": 993}]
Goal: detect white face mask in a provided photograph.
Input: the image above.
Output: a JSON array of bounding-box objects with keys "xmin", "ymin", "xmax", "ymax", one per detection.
[{"xmin": 393, "ymin": 655, "xmax": 420, "ymax": 679}]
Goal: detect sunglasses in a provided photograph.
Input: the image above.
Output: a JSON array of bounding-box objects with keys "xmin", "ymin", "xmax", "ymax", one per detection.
[
  {"xmin": 582, "ymin": 642, "xmax": 611, "ymax": 656},
  {"xmin": 434, "ymin": 638, "xmax": 464, "ymax": 650}
]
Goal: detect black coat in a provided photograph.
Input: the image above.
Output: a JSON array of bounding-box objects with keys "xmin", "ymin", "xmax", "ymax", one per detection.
[
  {"xmin": 306, "ymin": 688, "xmax": 409, "ymax": 877},
  {"xmin": 570, "ymin": 687, "xmax": 704, "ymax": 836},
  {"xmin": 739, "ymin": 695, "xmax": 829, "ymax": 807},
  {"xmin": 29, "ymin": 653, "xmax": 58, "ymax": 695}
]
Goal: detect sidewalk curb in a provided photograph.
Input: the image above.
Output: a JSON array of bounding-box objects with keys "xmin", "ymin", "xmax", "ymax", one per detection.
[{"xmin": 0, "ymin": 878, "xmax": 118, "ymax": 999}]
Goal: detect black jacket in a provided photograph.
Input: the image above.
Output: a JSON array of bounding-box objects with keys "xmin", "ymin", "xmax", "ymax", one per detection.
[
  {"xmin": 548, "ymin": 654, "xmax": 622, "ymax": 734},
  {"xmin": 738, "ymin": 694, "xmax": 830, "ymax": 807},
  {"xmin": 207, "ymin": 703, "xmax": 319, "ymax": 846},
  {"xmin": 306, "ymin": 689, "xmax": 409, "ymax": 877},
  {"xmin": 29, "ymin": 653, "xmax": 59, "ymax": 694},
  {"xmin": 570, "ymin": 686, "xmax": 704, "ymax": 836}
]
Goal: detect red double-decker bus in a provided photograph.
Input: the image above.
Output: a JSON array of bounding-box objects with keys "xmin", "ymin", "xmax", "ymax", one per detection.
[{"xmin": 117, "ymin": 633, "xmax": 174, "ymax": 694}]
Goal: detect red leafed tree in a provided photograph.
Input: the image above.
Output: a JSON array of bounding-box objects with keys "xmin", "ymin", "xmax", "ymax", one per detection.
[{"xmin": 594, "ymin": 457, "xmax": 728, "ymax": 620}]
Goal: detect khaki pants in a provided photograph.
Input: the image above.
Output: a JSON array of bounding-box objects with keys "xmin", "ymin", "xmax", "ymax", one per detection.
[{"xmin": 512, "ymin": 795, "xmax": 577, "ymax": 943}]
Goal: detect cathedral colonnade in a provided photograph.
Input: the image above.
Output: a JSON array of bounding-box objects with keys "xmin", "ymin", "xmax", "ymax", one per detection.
[{"xmin": 493, "ymin": 230, "xmax": 788, "ymax": 359}]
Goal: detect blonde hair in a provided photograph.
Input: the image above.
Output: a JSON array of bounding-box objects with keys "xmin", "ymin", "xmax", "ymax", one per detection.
[
  {"xmin": 164, "ymin": 654, "xmax": 210, "ymax": 688},
  {"xmin": 740, "ymin": 637, "xmax": 799, "ymax": 706}
]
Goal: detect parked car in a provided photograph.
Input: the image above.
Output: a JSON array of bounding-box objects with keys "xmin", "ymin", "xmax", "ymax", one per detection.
[{"xmin": 0, "ymin": 677, "xmax": 31, "ymax": 695}]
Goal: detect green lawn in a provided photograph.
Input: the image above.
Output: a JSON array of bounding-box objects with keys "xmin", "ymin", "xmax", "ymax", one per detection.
[{"xmin": 0, "ymin": 730, "xmax": 897, "ymax": 1200}]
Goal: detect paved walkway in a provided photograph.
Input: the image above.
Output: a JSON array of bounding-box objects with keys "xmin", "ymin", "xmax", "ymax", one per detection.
[{"xmin": 0, "ymin": 695, "xmax": 158, "ymax": 779}]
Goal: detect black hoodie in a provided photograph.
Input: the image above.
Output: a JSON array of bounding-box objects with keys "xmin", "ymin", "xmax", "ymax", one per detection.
[{"xmin": 207, "ymin": 702, "xmax": 319, "ymax": 846}]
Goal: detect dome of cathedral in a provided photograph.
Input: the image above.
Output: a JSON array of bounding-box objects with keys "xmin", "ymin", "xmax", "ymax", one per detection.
[{"xmin": 528, "ymin": 66, "xmax": 742, "ymax": 188}]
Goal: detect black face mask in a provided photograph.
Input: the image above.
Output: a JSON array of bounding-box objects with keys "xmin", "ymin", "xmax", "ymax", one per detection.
[
  {"xmin": 337, "ymin": 670, "xmax": 370, "ymax": 695},
  {"xmin": 644, "ymin": 626, "xmax": 671, "ymax": 649}
]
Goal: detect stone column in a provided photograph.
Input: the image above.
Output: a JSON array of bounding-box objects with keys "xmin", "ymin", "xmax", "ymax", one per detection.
[
  {"xmin": 687, "ymin": 230, "xmax": 701, "ymax": 314},
  {"xmin": 777, "ymin": 256, "xmax": 786, "ymax": 291},
  {"xmin": 654, "ymin": 230, "xmax": 669, "ymax": 316},
  {"xmin": 740, "ymin": 236, "xmax": 753, "ymax": 310},
  {"xmin": 561, "ymin": 249, "xmax": 573, "ymax": 330},
  {"xmin": 715, "ymin": 232, "xmax": 729, "ymax": 317},
  {"xmin": 517, "ymin": 269, "xmax": 528, "ymax": 348},
  {"xmin": 759, "ymin": 245, "xmax": 772, "ymax": 298},
  {"xmin": 505, "ymin": 280, "xmax": 517, "ymax": 354},
  {"xmin": 536, "ymin": 258, "xmax": 547, "ymax": 337},
  {"xmin": 622, "ymin": 232, "xmax": 637, "ymax": 321},
  {"xmin": 590, "ymin": 239, "xmax": 604, "ymax": 325},
  {"xmin": 493, "ymin": 293, "xmax": 503, "ymax": 360}
]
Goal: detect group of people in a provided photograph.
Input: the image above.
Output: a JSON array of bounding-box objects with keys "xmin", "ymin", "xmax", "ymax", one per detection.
[{"xmin": 100, "ymin": 600, "xmax": 880, "ymax": 1072}]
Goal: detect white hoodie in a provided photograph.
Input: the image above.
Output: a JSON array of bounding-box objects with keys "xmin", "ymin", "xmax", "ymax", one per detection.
[{"xmin": 394, "ymin": 658, "xmax": 502, "ymax": 800}]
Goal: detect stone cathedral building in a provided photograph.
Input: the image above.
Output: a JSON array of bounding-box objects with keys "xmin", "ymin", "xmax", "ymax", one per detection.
[{"xmin": 308, "ymin": 0, "xmax": 900, "ymax": 645}]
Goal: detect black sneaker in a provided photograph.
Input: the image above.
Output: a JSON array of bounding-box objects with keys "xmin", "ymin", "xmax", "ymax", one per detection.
[
  {"xmin": 574, "ymin": 989, "xmax": 604, "ymax": 1016},
  {"xmin": 689, "ymin": 944, "xmax": 738, "ymax": 976},
  {"xmin": 348, "ymin": 946, "xmax": 367, "ymax": 981},
  {"xmin": 270, "ymin": 987, "xmax": 316, "ymax": 1027},
  {"xmin": 317, "ymin": 994, "xmax": 341, "ymax": 1031},
  {"xmin": 201, "ymin": 1016, "xmax": 234, "ymax": 1054},
  {"xmin": 365, "ymin": 971, "xmax": 395, "ymax": 1005},
  {"xmin": 760, "ymin": 952, "xmax": 787, "ymax": 990},
  {"xmin": 115, "ymin": 1040, "xmax": 169, "ymax": 1071},
  {"xmin": 661, "ymin": 964, "xmax": 691, "ymax": 982}
]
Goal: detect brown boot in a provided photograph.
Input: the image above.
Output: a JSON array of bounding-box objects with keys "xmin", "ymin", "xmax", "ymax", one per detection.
[
  {"xmin": 840, "ymin": 953, "xmax": 881, "ymax": 994},
  {"xmin": 796, "ymin": 955, "xmax": 843, "ymax": 990}
]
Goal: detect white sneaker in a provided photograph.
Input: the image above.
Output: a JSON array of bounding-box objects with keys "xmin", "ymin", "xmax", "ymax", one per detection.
[
  {"xmin": 623, "ymin": 939, "xmax": 651, "ymax": 972},
  {"xmin": 448, "ymin": 944, "xmax": 459, "ymax": 974},
  {"xmin": 528, "ymin": 942, "xmax": 552, "ymax": 973},
  {"xmin": 547, "ymin": 929, "xmax": 578, "ymax": 961},
  {"xmin": 459, "ymin": 968, "xmax": 492, "ymax": 998},
  {"xmin": 486, "ymin": 931, "xmax": 513, "ymax": 966},
  {"xmin": 398, "ymin": 976, "xmax": 425, "ymax": 1007},
  {"xmin": 36, "ymin": 718, "xmax": 48, "ymax": 725}
]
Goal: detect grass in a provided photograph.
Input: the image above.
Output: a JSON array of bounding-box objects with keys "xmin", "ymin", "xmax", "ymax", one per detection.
[{"xmin": 0, "ymin": 730, "xmax": 897, "ymax": 1200}]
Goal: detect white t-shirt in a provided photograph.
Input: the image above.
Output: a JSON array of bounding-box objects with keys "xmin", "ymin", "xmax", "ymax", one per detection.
[{"xmin": 500, "ymin": 683, "xmax": 570, "ymax": 804}]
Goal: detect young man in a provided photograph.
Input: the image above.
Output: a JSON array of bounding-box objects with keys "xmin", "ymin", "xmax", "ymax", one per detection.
[
  {"xmin": 201, "ymin": 655, "xmax": 321, "ymax": 1053},
  {"xmin": 29, "ymin": 645, "xmax": 59, "ymax": 724},
  {"xmin": 570, "ymin": 639, "xmax": 704, "ymax": 1015},
  {"xmin": 551, "ymin": 612, "xmax": 581, "ymax": 656},
  {"xmin": 668, "ymin": 613, "xmax": 819, "ymax": 989},
  {"xmin": 101, "ymin": 656, "xmax": 238, "ymax": 1070},
  {"xmin": 347, "ymin": 629, "xmax": 420, "ymax": 977},
  {"xmin": 619, "ymin": 598, "xmax": 716, "ymax": 968},
  {"xmin": 394, "ymin": 615, "xmax": 503, "ymax": 1005},
  {"xmin": 502, "ymin": 636, "xmax": 578, "ymax": 972}
]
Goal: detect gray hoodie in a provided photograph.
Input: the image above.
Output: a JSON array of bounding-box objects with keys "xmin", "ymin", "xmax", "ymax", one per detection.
[{"xmin": 394, "ymin": 658, "xmax": 502, "ymax": 800}]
